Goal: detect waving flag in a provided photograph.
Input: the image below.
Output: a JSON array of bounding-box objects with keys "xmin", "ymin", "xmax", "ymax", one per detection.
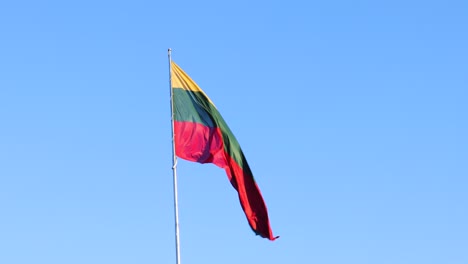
[{"xmin": 170, "ymin": 61, "xmax": 277, "ymax": 240}]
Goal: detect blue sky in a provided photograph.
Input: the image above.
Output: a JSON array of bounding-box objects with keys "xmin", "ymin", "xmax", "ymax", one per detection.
[{"xmin": 1, "ymin": 0, "xmax": 467, "ymax": 263}]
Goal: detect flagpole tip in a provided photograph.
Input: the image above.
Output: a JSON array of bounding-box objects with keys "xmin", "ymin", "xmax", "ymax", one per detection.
[{"xmin": 168, "ymin": 48, "xmax": 172, "ymax": 54}]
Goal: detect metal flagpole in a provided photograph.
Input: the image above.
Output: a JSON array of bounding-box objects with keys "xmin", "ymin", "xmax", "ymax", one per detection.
[{"xmin": 168, "ymin": 48, "xmax": 181, "ymax": 264}]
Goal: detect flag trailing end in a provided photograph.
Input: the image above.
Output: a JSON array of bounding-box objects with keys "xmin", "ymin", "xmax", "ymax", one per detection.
[{"xmin": 170, "ymin": 61, "xmax": 278, "ymax": 241}]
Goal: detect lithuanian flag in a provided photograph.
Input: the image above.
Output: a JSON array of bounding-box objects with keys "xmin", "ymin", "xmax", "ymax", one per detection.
[{"xmin": 171, "ymin": 61, "xmax": 277, "ymax": 241}]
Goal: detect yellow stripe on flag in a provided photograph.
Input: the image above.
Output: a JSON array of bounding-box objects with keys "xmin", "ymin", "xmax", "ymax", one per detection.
[{"xmin": 171, "ymin": 61, "xmax": 216, "ymax": 106}]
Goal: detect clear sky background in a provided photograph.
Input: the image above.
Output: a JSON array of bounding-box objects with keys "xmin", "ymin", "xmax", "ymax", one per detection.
[{"xmin": 1, "ymin": 1, "xmax": 467, "ymax": 263}]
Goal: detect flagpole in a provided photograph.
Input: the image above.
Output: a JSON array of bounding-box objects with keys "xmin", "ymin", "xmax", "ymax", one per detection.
[{"xmin": 168, "ymin": 48, "xmax": 181, "ymax": 264}]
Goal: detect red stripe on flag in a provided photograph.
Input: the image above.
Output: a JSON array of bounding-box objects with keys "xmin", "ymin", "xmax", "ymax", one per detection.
[{"xmin": 174, "ymin": 121, "xmax": 277, "ymax": 240}]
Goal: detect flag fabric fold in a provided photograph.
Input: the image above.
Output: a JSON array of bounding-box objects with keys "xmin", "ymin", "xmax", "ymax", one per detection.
[{"xmin": 170, "ymin": 61, "xmax": 277, "ymax": 241}]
